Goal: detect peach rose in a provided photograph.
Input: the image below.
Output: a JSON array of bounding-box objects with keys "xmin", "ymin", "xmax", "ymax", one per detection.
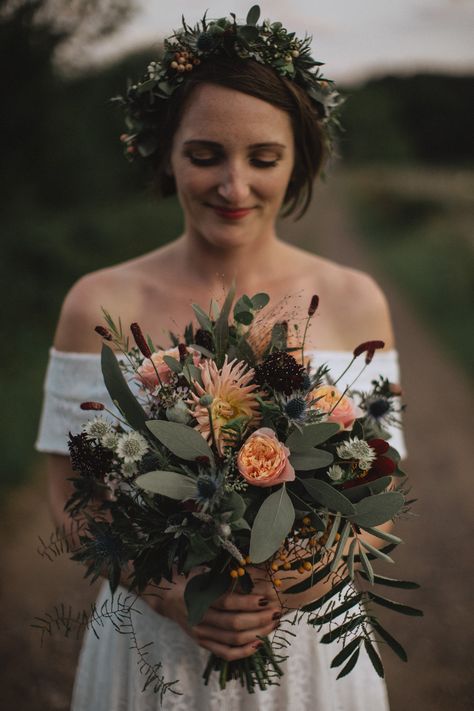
[
  {"xmin": 237, "ymin": 427, "xmax": 295, "ymax": 487},
  {"xmin": 136, "ymin": 347, "xmax": 200, "ymax": 389},
  {"xmin": 310, "ymin": 384, "xmax": 362, "ymax": 430}
]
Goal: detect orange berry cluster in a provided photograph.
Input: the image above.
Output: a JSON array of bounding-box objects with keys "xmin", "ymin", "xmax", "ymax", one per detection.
[
  {"xmin": 229, "ymin": 555, "xmax": 251, "ymax": 579},
  {"xmin": 169, "ymin": 50, "xmax": 201, "ymax": 73}
]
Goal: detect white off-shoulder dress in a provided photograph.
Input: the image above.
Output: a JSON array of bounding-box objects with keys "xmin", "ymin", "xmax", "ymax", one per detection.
[{"xmin": 36, "ymin": 348, "xmax": 406, "ymax": 711}]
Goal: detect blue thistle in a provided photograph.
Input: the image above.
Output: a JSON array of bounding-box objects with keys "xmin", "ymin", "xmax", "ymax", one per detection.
[
  {"xmin": 368, "ymin": 397, "xmax": 391, "ymax": 419},
  {"xmin": 285, "ymin": 397, "xmax": 307, "ymax": 420}
]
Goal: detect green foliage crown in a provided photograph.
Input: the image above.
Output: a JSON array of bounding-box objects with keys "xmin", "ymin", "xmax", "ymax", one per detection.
[{"xmin": 112, "ymin": 5, "xmax": 342, "ymax": 162}]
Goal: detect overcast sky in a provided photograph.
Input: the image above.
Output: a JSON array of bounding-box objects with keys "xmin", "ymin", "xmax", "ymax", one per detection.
[{"xmin": 86, "ymin": 0, "xmax": 474, "ymax": 83}]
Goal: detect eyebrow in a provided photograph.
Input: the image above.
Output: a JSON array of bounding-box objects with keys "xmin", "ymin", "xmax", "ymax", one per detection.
[{"xmin": 183, "ymin": 140, "xmax": 286, "ymax": 150}]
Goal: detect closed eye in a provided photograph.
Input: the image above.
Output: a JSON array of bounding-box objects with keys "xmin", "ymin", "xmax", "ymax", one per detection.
[{"xmin": 188, "ymin": 155, "xmax": 280, "ymax": 168}]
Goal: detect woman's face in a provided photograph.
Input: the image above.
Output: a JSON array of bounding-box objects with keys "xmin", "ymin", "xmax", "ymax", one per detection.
[{"xmin": 169, "ymin": 83, "xmax": 295, "ymax": 249}]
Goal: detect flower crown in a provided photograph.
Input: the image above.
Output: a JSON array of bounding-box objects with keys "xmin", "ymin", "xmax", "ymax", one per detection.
[{"xmin": 112, "ymin": 5, "xmax": 343, "ymax": 163}]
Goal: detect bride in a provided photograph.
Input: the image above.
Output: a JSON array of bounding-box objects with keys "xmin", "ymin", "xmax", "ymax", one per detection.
[{"xmin": 36, "ymin": 7, "xmax": 406, "ymax": 710}]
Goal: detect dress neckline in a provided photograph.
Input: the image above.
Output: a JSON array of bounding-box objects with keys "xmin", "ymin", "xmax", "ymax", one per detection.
[{"xmin": 49, "ymin": 346, "xmax": 399, "ymax": 358}]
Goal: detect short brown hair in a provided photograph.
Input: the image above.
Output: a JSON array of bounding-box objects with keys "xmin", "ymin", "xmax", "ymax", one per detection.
[{"xmin": 149, "ymin": 57, "xmax": 327, "ymax": 220}]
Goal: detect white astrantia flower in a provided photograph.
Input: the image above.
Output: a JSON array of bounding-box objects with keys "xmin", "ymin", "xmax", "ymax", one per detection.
[
  {"xmin": 116, "ymin": 431, "xmax": 149, "ymax": 464},
  {"xmin": 336, "ymin": 437, "xmax": 376, "ymax": 470},
  {"xmin": 121, "ymin": 460, "xmax": 138, "ymax": 479},
  {"xmin": 83, "ymin": 416, "xmax": 113, "ymax": 441},
  {"xmin": 328, "ymin": 464, "xmax": 345, "ymax": 481},
  {"xmin": 101, "ymin": 431, "xmax": 119, "ymax": 450}
]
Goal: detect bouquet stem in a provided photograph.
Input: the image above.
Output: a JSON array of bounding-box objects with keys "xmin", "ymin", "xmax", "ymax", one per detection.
[{"xmin": 202, "ymin": 636, "xmax": 284, "ymax": 692}]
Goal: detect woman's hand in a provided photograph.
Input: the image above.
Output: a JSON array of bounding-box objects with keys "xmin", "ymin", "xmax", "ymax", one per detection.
[{"xmin": 142, "ymin": 566, "xmax": 282, "ymax": 662}]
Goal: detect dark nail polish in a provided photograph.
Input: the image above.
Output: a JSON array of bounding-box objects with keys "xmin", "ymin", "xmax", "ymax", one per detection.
[
  {"xmin": 272, "ymin": 611, "xmax": 282, "ymax": 621},
  {"xmin": 258, "ymin": 598, "xmax": 269, "ymax": 607}
]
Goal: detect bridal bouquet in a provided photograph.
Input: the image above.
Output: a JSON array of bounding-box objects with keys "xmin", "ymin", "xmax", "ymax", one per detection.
[{"xmin": 36, "ymin": 286, "xmax": 420, "ymax": 700}]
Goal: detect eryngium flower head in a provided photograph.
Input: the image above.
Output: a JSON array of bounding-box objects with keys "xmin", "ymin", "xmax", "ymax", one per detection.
[
  {"xmin": 188, "ymin": 356, "xmax": 261, "ymax": 454},
  {"xmin": 284, "ymin": 396, "xmax": 307, "ymax": 420},
  {"xmin": 254, "ymin": 350, "xmax": 306, "ymax": 395}
]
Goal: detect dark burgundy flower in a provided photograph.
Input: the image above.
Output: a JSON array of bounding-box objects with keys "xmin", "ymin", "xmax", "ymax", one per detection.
[
  {"xmin": 353, "ymin": 340, "xmax": 385, "ymax": 364},
  {"xmin": 130, "ymin": 322, "xmax": 152, "ymax": 358},
  {"xmin": 308, "ymin": 294, "xmax": 319, "ymax": 316},
  {"xmin": 254, "ymin": 350, "xmax": 306, "ymax": 395},
  {"xmin": 94, "ymin": 325, "xmax": 112, "ymax": 341},
  {"xmin": 80, "ymin": 401, "xmax": 105, "ymax": 411}
]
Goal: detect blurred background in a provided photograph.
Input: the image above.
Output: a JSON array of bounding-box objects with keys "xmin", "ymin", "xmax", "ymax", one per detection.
[{"xmin": 1, "ymin": 1, "xmax": 472, "ymax": 709}]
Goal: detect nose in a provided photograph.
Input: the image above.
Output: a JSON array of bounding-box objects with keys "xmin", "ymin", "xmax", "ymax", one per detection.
[{"xmin": 216, "ymin": 161, "xmax": 251, "ymax": 205}]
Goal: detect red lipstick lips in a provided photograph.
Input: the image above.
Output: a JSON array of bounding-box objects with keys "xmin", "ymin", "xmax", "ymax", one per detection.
[{"xmin": 213, "ymin": 206, "xmax": 253, "ymax": 220}]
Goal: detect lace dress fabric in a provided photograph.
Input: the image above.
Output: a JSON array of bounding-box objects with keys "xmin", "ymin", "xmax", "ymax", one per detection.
[{"xmin": 36, "ymin": 348, "xmax": 407, "ymax": 711}]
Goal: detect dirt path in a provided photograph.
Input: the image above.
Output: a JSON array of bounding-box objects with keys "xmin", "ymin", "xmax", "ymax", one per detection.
[{"xmin": 1, "ymin": 171, "xmax": 472, "ymax": 710}]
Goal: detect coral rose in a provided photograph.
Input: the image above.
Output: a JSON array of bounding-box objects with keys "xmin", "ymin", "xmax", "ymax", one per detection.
[
  {"xmin": 237, "ymin": 427, "xmax": 295, "ymax": 487},
  {"xmin": 136, "ymin": 347, "xmax": 200, "ymax": 389},
  {"xmin": 310, "ymin": 384, "xmax": 362, "ymax": 430}
]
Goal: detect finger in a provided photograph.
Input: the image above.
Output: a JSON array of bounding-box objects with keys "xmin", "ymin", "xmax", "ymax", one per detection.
[
  {"xmin": 212, "ymin": 592, "xmax": 276, "ymax": 612},
  {"xmin": 202, "ymin": 606, "xmax": 278, "ymax": 632},
  {"xmin": 195, "ymin": 618, "xmax": 280, "ymax": 647},
  {"xmin": 196, "ymin": 636, "xmax": 264, "ymax": 662}
]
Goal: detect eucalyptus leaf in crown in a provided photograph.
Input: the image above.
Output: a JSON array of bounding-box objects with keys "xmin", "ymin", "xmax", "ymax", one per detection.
[
  {"xmin": 34, "ymin": 285, "xmax": 421, "ymax": 701},
  {"xmin": 111, "ymin": 5, "xmax": 343, "ymax": 161}
]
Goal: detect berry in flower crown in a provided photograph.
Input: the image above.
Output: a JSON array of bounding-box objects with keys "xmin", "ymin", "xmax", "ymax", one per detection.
[{"xmin": 112, "ymin": 5, "xmax": 343, "ymax": 163}]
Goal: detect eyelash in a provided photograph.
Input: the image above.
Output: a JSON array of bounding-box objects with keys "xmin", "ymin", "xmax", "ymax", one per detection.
[{"xmin": 188, "ymin": 156, "xmax": 279, "ymax": 169}]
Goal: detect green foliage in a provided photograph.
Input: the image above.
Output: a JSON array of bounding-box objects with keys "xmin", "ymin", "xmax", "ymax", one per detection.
[
  {"xmin": 145, "ymin": 421, "xmax": 214, "ymax": 464},
  {"xmin": 136, "ymin": 471, "xmax": 197, "ymax": 499},
  {"xmin": 348, "ymin": 491, "xmax": 405, "ymax": 527},
  {"xmin": 184, "ymin": 569, "xmax": 230, "ymax": 626},
  {"xmin": 300, "ymin": 479, "xmax": 355, "ymax": 516},
  {"xmin": 249, "ymin": 485, "xmax": 295, "ymax": 563},
  {"xmin": 101, "ymin": 344, "xmax": 147, "ymax": 431}
]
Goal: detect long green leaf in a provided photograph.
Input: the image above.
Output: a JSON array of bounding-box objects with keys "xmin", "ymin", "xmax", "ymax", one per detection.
[
  {"xmin": 192, "ymin": 303, "xmax": 213, "ymax": 332},
  {"xmin": 214, "ymin": 282, "xmax": 235, "ymax": 366},
  {"xmin": 313, "ymin": 593, "xmax": 362, "ymax": 626},
  {"xmin": 337, "ymin": 647, "xmax": 360, "ymax": 679},
  {"xmin": 135, "ymin": 471, "xmax": 197, "ymax": 499},
  {"xmin": 249, "ymin": 485, "xmax": 295, "ymax": 563},
  {"xmin": 320, "ymin": 614, "xmax": 365, "ymax": 644},
  {"xmin": 330, "ymin": 636, "xmax": 361, "ymax": 668},
  {"xmin": 300, "ymin": 479, "xmax": 355, "ymax": 516},
  {"xmin": 325, "ymin": 511, "xmax": 342, "ymax": 550},
  {"xmin": 101, "ymin": 344, "xmax": 147, "ymax": 432},
  {"xmin": 371, "ymin": 620, "xmax": 408, "ymax": 662},
  {"xmin": 366, "ymin": 592, "xmax": 423, "ymax": 616},
  {"xmin": 286, "ymin": 422, "xmax": 341, "ymax": 452},
  {"xmin": 300, "ymin": 576, "xmax": 350, "ymax": 611},
  {"xmin": 364, "ymin": 639, "xmax": 384, "ymax": 678},
  {"xmin": 359, "ymin": 572, "xmax": 420, "ymax": 589},
  {"xmin": 360, "ymin": 539, "xmax": 395, "ymax": 564},
  {"xmin": 285, "ymin": 562, "xmax": 332, "ymax": 596},
  {"xmin": 361, "ymin": 526, "xmax": 403, "ymax": 545},
  {"xmin": 347, "ymin": 538, "xmax": 357, "ymax": 580},
  {"xmin": 330, "ymin": 520, "xmax": 351, "ymax": 572},
  {"xmin": 146, "ymin": 420, "xmax": 214, "ymax": 463},
  {"xmin": 184, "ymin": 570, "xmax": 230, "ymax": 626},
  {"xmin": 359, "ymin": 549, "xmax": 374, "ymax": 584},
  {"xmin": 290, "ymin": 449, "xmax": 334, "ymax": 471},
  {"xmin": 349, "ymin": 492, "xmax": 404, "ymax": 527}
]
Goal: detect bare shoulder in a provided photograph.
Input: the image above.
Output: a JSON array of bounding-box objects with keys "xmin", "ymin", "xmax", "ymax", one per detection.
[
  {"xmin": 330, "ymin": 262, "xmax": 395, "ymax": 349},
  {"xmin": 53, "ymin": 264, "xmax": 143, "ymax": 353},
  {"xmin": 290, "ymin": 248, "xmax": 395, "ymax": 350}
]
